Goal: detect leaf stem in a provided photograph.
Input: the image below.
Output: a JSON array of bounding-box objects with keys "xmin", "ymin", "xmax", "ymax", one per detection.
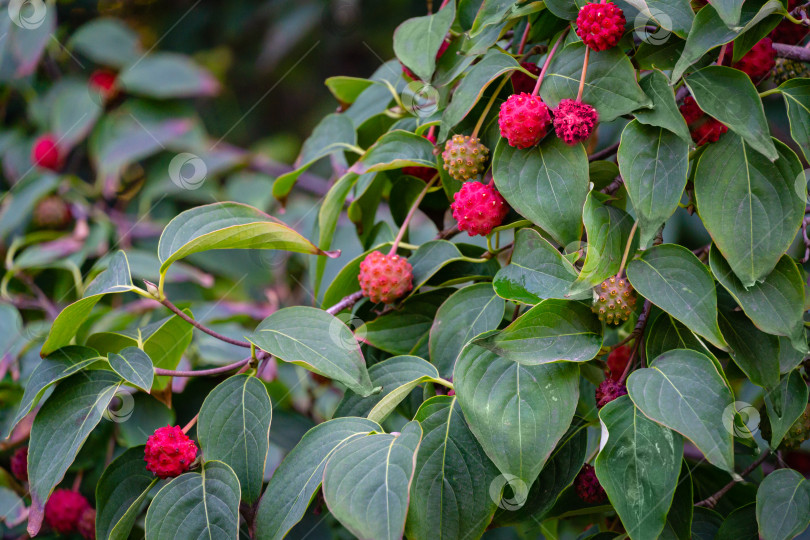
[
  {"xmin": 472, "ymin": 76, "xmax": 510, "ymax": 138},
  {"xmin": 154, "ymin": 357, "xmax": 252, "ymax": 377},
  {"xmin": 759, "ymin": 88, "xmax": 781, "ymax": 98},
  {"xmin": 533, "ymin": 28, "xmax": 569, "ymax": 96},
  {"xmin": 490, "ymin": 219, "xmax": 532, "ymax": 235},
  {"xmin": 325, "ymin": 290, "xmax": 365, "ymax": 315},
  {"xmin": 617, "ymin": 221, "xmax": 638, "ymax": 276},
  {"xmin": 695, "ymin": 450, "xmax": 771, "ymax": 509},
  {"xmin": 577, "ymin": 46, "xmax": 590, "ymax": 102},
  {"xmin": 389, "ymin": 175, "xmax": 438, "ymax": 255}
]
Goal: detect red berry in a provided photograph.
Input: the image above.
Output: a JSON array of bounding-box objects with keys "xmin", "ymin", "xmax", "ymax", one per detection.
[
  {"xmin": 576, "ymin": 2, "xmax": 626, "ymax": 52},
  {"xmin": 574, "ymin": 464, "xmax": 607, "ymax": 504},
  {"xmin": 402, "ymin": 39, "xmax": 450, "ymax": 80},
  {"xmin": 770, "ymin": 1, "xmax": 809, "ymax": 45},
  {"xmin": 144, "ymin": 425, "xmax": 198, "ymax": 479},
  {"xmin": 679, "ymin": 96, "xmax": 728, "ymax": 146},
  {"xmin": 88, "ymin": 69, "xmax": 118, "ymax": 100},
  {"xmin": 722, "ymin": 38, "xmax": 776, "ymax": 82},
  {"xmin": 553, "ymin": 99, "xmax": 599, "ymax": 145},
  {"xmin": 595, "ymin": 378, "xmax": 628, "ymax": 408},
  {"xmin": 77, "ymin": 507, "xmax": 96, "ymax": 540},
  {"xmin": 511, "ymin": 62, "xmax": 541, "ymax": 94},
  {"xmin": 358, "ymin": 251, "xmax": 413, "ymax": 304},
  {"xmin": 10, "ymin": 446, "xmax": 27, "ymax": 483},
  {"xmin": 402, "ymin": 131, "xmax": 437, "ymax": 181},
  {"xmin": 31, "ymin": 134, "xmax": 64, "ymax": 171},
  {"xmin": 442, "ymin": 134, "xmax": 489, "ymax": 181},
  {"xmin": 498, "ymin": 93, "xmax": 552, "ymax": 149},
  {"xmin": 450, "ymin": 181, "xmax": 509, "ymax": 236},
  {"xmin": 607, "ymin": 345, "xmax": 630, "ymax": 381},
  {"xmin": 44, "ymin": 489, "xmax": 90, "ymax": 534}
]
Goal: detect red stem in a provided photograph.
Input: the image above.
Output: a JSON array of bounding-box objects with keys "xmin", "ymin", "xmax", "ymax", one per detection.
[
  {"xmin": 154, "ymin": 357, "xmax": 252, "ymax": 377},
  {"xmin": 533, "ymin": 28, "xmax": 570, "ymax": 96},
  {"xmin": 517, "ymin": 23, "xmax": 531, "ymax": 55},
  {"xmin": 577, "ymin": 47, "xmax": 590, "ymax": 101}
]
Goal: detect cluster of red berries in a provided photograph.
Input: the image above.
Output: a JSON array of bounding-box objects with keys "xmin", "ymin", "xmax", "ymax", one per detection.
[
  {"xmin": 679, "ymin": 96, "xmax": 728, "ymax": 146},
  {"xmin": 450, "ymin": 181, "xmax": 509, "ymax": 237},
  {"xmin": 31, "ymin": 134, "xmax": 64, "ymax": 172},
  {"xmin": 574, "ymin": 464, "xmax": 607, "ymax": 504},
  {"xmin": 10, "ymin": 445, "xmax": 27, "ymax": 483},
  {"xmin": 576, "ymin": 2, "xmax": 626, "ymax": 52},
  {"xmin": 358, "ymin": 251, "xmax": 414, "ymax": 304},
  {"xmin": 44, "ymin": 488, "xmax": 96, "ymax": 539},
  {"xmin": 498, "ymin": 93, "xmax": 599, "ymax": 148},
  {"xmin": 144, "ymin": 425, "xmax": 198, "ymax": 478}
]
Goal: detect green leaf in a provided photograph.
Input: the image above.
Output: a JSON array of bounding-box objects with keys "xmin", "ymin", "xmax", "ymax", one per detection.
[
  {"xmin": 158, "ymin": 202, "xmax": 329, "ymax": 275},
  {"xmin": 107, "ymin": 347, "xmax": 153, "ymax": 392},
  {"xmin": 408, "ymin": 240, "xmax": 489, "ymax": 294},
  {"xmin": 322, "ymin": 421, "xmax": 423, "ymax": 540},
  {"xmin": 4, "ymin": 346, "xmax": 104, "ymax": 439},
  {"xmin": 778, "ymin": 78, "xmax": 810, "ymax": 163},
  {"xmin": 718, "ymin": 309, "xmax": 780, "ymax": 390},
  {"xmin": 492, "ymin": 137, "xmax": 588, "ymax": 247},
  {"xmin": 316, "ymin": 171, "xmax": 359, "ymax": 295},
  {"xmin": 662, "ymin": 462, "xmax": 694, "ymax": 540},
  {"xmin": 717, "ymin": 503, "xmax": 758, "ymax": 540},
  {"xmin": 96, "ymin": 445, "xmax": 159, "ymax": 540},
  {"xmin": 393, "ymin": 1, "xmax": 455, "ymax": 82},
  {"xmin": 349, "ymin": 130, "xmax": 436, "ymax": 175},
  {"xmin": 595, "ymin": 396, "xmax": 683, "ymax": 540},
  {"xmin": 428, "ymin": 283, "xmax": 505, "ymax": 377},
  {"xmin": 51, "ymin": 79, "xmax": 103, "ymax": 149},
  {"xmin": 324, "ymin": 76, "xmax": 375, "ymax": 105},
  {"xmin": 618, "ymin": 120, "xmax": 690, "ymax": 248},
  {"xmin": 249, "ymin": 307, "xmax": 374, "ymax": 396},
  {"xmin": 540, "ymin": 42, "xmax": 652, "ymax": 122},
  {"xmin": 627, "ymin": 349, "xmax": 735, "ymax": 473},
  {"xmin": 474, "ymin": 299, "xmax": 602, "ymax": 365},
  {"xmin": 764, "ymin": 370, "xmax": 809, "ymax": 449},
  {"xmin": 493, "ymin": 228, "xmax": 583, "ymax": 304},
  {"xmin": 69, "ymin": 18, "xmax": 142, "ymax": 67},
  {"xmin": 685, "ymin": 67, "xmax": 776, "ymax": 160},
  {"xmin": 27, "ymin": 371, "xmax": 123, "ymax": 535},
  {"xmin": 41, "ymin": 251, "xmax": 135, "ymax": 356},
  {"xmin": 709, "ymin": 249, "xmax": 807, "ymax": 352},
  {"xmin": 544, "ymin": 0, "xmax": 585, "ymax": 19},
  {"xmin": 197, "ymin": 374, "xmax": 272, "ymax": 504},
  {"xmin": 626, "ymin": 244, "xmax": 727, "ymax": 349},
  {"xmin": 119, "ymin": 53, "xmax": 219, "ymax": 98},
  {"xmin": 144, "ymin": 460, "xmax": 241, "ymax": 540},
  {"xmin": 454, "ymin": 337, "xmax": 579, "ymax": 488},
  {"xmin": 707, "ymin": 0, "xmax": 745, "ymax": 26},
  {"xmin": 756, "ymin": 469, "xmax": 810, "ymax": 540},
  {"xmin": 440, "ymin": 49, "xmax": 523, "ymax": 139},
  {"xmin": 272, "ymin": 114, "xmax": 358, "ymax": 202},
  {"xmin": 696, "ymin": 134, "xmax": 804, "ymax": 287},
  {"xmin": 359, "ymin": 311, "xmax": 433, "ymax": 357},
  {"xmin": 406, "ymin": 396, "xmax": 499, "ymax": 540},
  {"xmin": 254, "ymin": 417, "xmax": 381, "ymax": 540},
  {"xmin": 635, "ymin": 70, "xmax": 692, "ymax": 143}
]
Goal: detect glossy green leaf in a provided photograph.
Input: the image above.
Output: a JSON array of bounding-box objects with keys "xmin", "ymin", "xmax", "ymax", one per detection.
[
  {"xmin": 107, "ymin": 347, "xmax": 153, "ymax": 392},
  {"xmin": 618, "ymin": 120, "xmax": 689, "ymax": 248},
  {"xmin": 756, "ymin": 469, "xmax": 810, "ymax": 540},
  {"xmin": 322, "ymin": 421, "xmax": 422, "ymax": 540},
  {"xmin": 249, "ymin": 306, "xmax": 374, "ymax": 396},
  {"xmin": 492, "ymin": 137, "xmax": 588, "ymax": 247},
  {"xmin": 707, "ymin": 0, "xmax": 745, "ymax": 26},
  {"xmin": 764, "ymin": 370, "xmax": 809, "ymax": 449},
  {"xmin": 662, "ymin": 462, "xmax": 694, "ymax": 540},
  {"xmin": 51, "ymin": 79, "xmax": 103, "ymax": 149},
  {"xmin": 626, "ymin": 244, "xmax": 727, "ymax": 349},
  {"xmin": 119, "ymin": 53, "xmax": 220, "ymax": 98},
  {"xmin": 158, "ymin": 202, "xmax": 329, "ymax": 275},
  {"xmin": 778, "ymin": 78, "xmax": 810, "ymax": 162},
  {"xmin": 408, "ymin": 240, "xmax": 488, "ymax": 294},
  {"xmin": 96, "ymin": 445, "xmax": 159, "ymax": 540},
  {"xmin": 717, "ymin": 503, "xmax": 758, "ymax": 540},
  {"xmin": 595, "ymin": 396, "xmax": 683, "ymax": 540},
  {"xmin": 718, "ymin": 309, "xmax": 780, "ymax": 390},
  {"xmin": 144, "ymin": 460, "xmax": 241, "ymax": 540},
  {"xmin": 69, "ymin": 18, "xmax": 142, "ymax": 67},
  {"xmin": 406, "ymin": 396, "xmax": 499, "ymax": 540},
  {"xmin": 197, "ymin": 374, "xmax": 272, "ymax": 504},
  {"xmin": 316, "ymin": 171, "xmax": 359, "ymax": 295},
  {"xmin": 393, "ymin": 1, "xmax": 455, "ymax": 81},
  {"xmin": 635, "ymin": 71, "xmax": 692, "ymax": 143},
  {"xmin": 454, "ymin": 337, "xmax": 579, "ymax": 488},
  {"xmin": 627, "ymin": 349, "xmax": 735, "ymax": 472},
  {"xmin": 349, "ymin": 130, "xmax": 436, "ymax": 174},
  {"xmin": 475, "ymin": 299, "xmax": 602, "ymax": 365},
  {"xmin": 324, "ymin": 76, "xmax": 375, "ymax": 104},
  {"xmin": 254, "ymin": 417, "xmax": 381, "ymax": 540}
]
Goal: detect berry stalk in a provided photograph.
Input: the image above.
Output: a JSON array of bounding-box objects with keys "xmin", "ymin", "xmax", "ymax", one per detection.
[
  {"xmin": 389, "ymin": 175, "xmax": 438, "ymax": 255},
  {"xmin": 617, "ymin": 221, "xmax": 638, "ymax": 276},
  {"xmin": 533, "ymin": 28, "xmax": 570, "ymax": 96},
  {"xmin": 577, "ymin": 47, "xmax": 591, "ymax": 102},
  {"xmin": 472, "ymin": 75, "xmax": 510, "ymax": 138}
]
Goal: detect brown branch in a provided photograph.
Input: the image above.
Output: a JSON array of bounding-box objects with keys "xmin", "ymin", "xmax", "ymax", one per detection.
[
  {"xmin": 154, "ymin": 357, "xmax": 252, "ymax": 377},
  {"xmin": 600, "ymin": 176, "xmax": 625, "ymax": 195},
  {"xmin": 774, "ymin": 42, "xmax": 810, "ymax": 62},
  {"xmin": 589, "ymin": 142, "xmax": 620, "ymax": 162},
  {"xmin": 801, "ymin": 216, "xmax": 810, "ymax": 264},
  {"xmin": 325, "ymin": 291, "xmax": 364, "ymax": 315},
  {"xmin": 696, "ymin": 450, "xmax": 771, "ymax": 509}
]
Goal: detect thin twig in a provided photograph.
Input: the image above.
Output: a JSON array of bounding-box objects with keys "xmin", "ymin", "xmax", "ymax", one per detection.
[
  {"xmin": 533, "ymin": 28, "xmax": 569, "ymax": 95},
  {"xmin": 696, "ymin": 450, "xmax": 771, "ymax": 509},
  {"xmin": 774, "ymin": 42, "xmax": 810, "ymax": 61},
  {"xmin": 389, "ymin": 176, "xmax": 438, "ymax": 255},
  {"xmin": 517, "ymin": 22, "xmax": 531, "ymax": 55},
  {"xmin": 600, "ymin": 176, "xmax": 625, "ymax": 195},
  {"xmin": 589, "ymin": 142, "xmax": 620, "ymax": 162},
  {"xmin": 325, "ymin": 291, "xmax": 364, "ymax": 315},
  {"xmin": 154, "ymin": 357, "xmax": 252, "ymax": 377},
  {"xmin": 577, "ymin": 47, "xmax": 591, "ymax": 101}
]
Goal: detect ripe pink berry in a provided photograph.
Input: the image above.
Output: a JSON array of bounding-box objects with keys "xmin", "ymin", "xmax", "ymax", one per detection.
[
  {"xmin": 574, "ymin": 464, "xmax": 607, "ymax": 504},
  {"xmin": 553, "ymin": 99, "xmax": 599, "ymax": 145},
  {"xmin": 498, "ymin": 93, "xmax": 552, "ymax": 149},
  {"xmin": 511, "ymin": 62, "xmax": 541, "ymax": 94},
  {"xmin": 450, "ymin": 181, "xmax": 509, "ymax": 236},
  {"xmin": 576, "ymin": 2, "xmax": 626, "ymax": 52},
  {"xmin": 10, "ymin": 446, "xmax": 27, "ymax": 482},
  {"xmin": 679, "ymin": 96, "xmax": 728, "ymax": 146},
  {"xmin": 595, "ymin": 378, "xmax": 628, "ymax": 408},
  {"xmin": 358, "ymin": 251, "xmax": 413, "ymax": 304},
  {"xmin": 144, "ymin": 425, "xmax": 198, "ymax": 479},
  {"xmin": 402, "ymin": 131, "xmax": 437, "ymax": 181},
  {"xmin": 31, "ymin": 134, "xmax": 64, "ymax": 171},
  {"xmin": 89, "ymin": 69, "xmax": 118, "ymax": 100},
  {"xmin": 722, "ymin": 38, "xmax": 776, "ymax": 82},
  {"xmin": 77, "ymin": 507, "xmax": 96, "ymax": 540},
  {"xmin": 402, "ymin": 39, "xmax": 451, "ymax": 80},
  {"xmin": 44, "ymin": 489, "xmax": 90, "ymax": 534}
]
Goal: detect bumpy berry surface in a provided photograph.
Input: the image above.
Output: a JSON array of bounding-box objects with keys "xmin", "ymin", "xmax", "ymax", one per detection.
[
  {"xmin": 144, "ymin": 425, "xmax": 198, "ymax": 478},
  {"xmin": 402, "ymin": 39, "xmax": 450, "ymax": 80},
  {"xmin": 511, "ymin": 62, "xmax": 541, "ymax": 94},
  {"xmin": 780, "ymin": 404, "xmax": 810, "ymax": 450},
  {"xmin": 592, "ymin": 275, "xmax": 636, "ymax": 325},
  {"xmin": 772, "ymin": 58, "xmax": 810, "ymax": 85},
  {"xmin": 606, "ymin": 345, "xmax": 630, "ymax": 381},
  {"xmin": 77, "ymin": 507, "xmax": 96, "ymax": 540},
  {"xmin": 723, "ymin": 38, "xmax": 776, "ymax": 81},
  {"xmin": 89, "ymin": 69, "xmax": 118, "ymax": 100},
  {"xmin": 595, "ymin": 378, "xmax": 628, "ymax": 408},
  {"xmin": 574, "ymin": 464, "xmax": 607, "ymax": 504},
  {"xmin": 10, "ymin": 446, "xmax": 27, "ymax": 482},
  {"xmin": 402, "ymin": 131, "xmax": 437, "ymax": 181},
  {"xmin": 679, "ymin": 96, "xmax": 728, "ymax": 146},
  {"xmin": 31, "ymin": 134, "xmax": 63, "ymax": 171},
  {"xmin": 576, "ymin": 2, "xmax": 626, "ymax": 51},
  {"xmin": 451, "ymin": 181, "xmax": 509, "ymax": 236},
  {"xmin": 498, "ymin": 93, "xmax": 552, "ymax": 149},
  {"xmin": 44, "ymin": 489, "xmax": 90, "ymax": 534},
  {"xmin": 33, "ymin": 195, "xmax": 71, "ymax": 229},
  {"xmin": 771, "ymin": 0, "xmax": 809, "ymax": 44},
  {"xmin": 358, "ymin": 251, "xmax": 413, "ymax": 304},
  {"xmin": 442, "ymin": 135, "xmax": 489, "ymax": 181},
  {"xmin": 553, "ymin": 99, "xmax": 599, "ymax": 145}
]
